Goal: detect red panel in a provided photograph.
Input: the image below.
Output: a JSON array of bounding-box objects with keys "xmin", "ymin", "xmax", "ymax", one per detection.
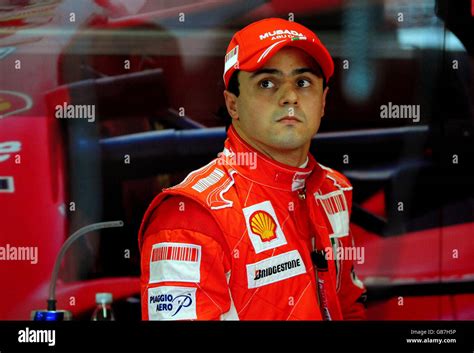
[
  {"xmin": 367, "ymin": 294, "xmax": 474, "ymax": 320},
  {"xmin": 0, "ymin": 115, "xmax": 67, "ymax": 320},
  {"xmin": 451, "ymin": 294, "xmax": 474, "ymax": 320},
  {"xmin": 353, "ymin": 222, "xmax": 474, "ymax": 283},
  {"xmin": 360, "ymin": 189, "xmax": 386, "ymax": 218},
  {"xmin": 353, "ymin": 224, "xmax": 441, "ymax": 282},
  {"xmin": 441, "ymin": 223, "xmax": 474, "ymax": 280}
]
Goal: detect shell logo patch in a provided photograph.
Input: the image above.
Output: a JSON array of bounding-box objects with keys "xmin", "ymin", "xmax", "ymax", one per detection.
[
  {"xmin": 249, "ymin": 211, "xmax": 277, "ymax": 242},
  {"xmin": 243, "ymin": 201, "xmax": 287, "ymax": 254}
]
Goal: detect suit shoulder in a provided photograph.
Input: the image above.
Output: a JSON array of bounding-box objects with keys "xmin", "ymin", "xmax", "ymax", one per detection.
[
  {"xmin": 318, "ymin": 163, "xmax": 352, "ymax": 191},
  {"xmin": 169, "ymin": 159, "xmax": 236, "ymax": 210}
]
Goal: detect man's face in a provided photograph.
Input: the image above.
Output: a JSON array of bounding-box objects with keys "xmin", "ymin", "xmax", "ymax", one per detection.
[{"xmin": 225, "ymin": 46, "xmax": 328, "ymax": 160}]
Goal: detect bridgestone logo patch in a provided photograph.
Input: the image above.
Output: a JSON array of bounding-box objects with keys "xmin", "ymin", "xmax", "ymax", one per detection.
[
  {"xmin": 254, "ymin": 258, "xmax": 300, "ymax": 280},
  {"xmin": 246, "ymin": 250, "xmax": 306, "ymax": 289}
]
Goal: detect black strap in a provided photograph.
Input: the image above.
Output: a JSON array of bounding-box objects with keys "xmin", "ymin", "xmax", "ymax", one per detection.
[{"xmin": 311, "ymin": 249, "xmax": 328, "ymax": 272}]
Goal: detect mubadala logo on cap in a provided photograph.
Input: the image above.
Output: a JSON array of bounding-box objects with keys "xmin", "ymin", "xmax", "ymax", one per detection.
[{"xmin": 259, "ymin": 29, "xmax": 305, "ymax": 41}]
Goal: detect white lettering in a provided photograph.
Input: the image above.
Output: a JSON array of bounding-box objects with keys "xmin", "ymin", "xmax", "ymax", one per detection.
[
  {"xmin": 55, "ymin": 103, "xmax": 96, "ymax": 122},
  {"xmin": 380, "ymin": 102, "xmax": 420, "ymax": 122},
  {"xmin": 0, "ymin": 244, "xmax": 38, "ymax": 264},
  {"xmin": 259, "ymin": 29, "xmax": 305, "ymax": 40},
  {"xmin": 18, "ymin": 327, "xmax": 55, "ymax": 346},
  {"xmin": 324, "ymin": 246, "xmax": 365, "ymax": 264}
]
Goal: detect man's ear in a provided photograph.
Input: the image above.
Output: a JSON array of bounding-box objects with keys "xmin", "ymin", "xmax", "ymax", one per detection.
[
  {"xmin": 321, "ymin": 86, "xmax": 329, "ymax": 117},
  {"xmin": 223, "ymin": 90, "xmax": 239, "ymax": 120}
]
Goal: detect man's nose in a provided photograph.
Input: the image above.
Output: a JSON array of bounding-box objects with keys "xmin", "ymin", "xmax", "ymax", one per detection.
[{"xmin": 278, "ymin": 83, "xmax": 298, "ymax": 106}]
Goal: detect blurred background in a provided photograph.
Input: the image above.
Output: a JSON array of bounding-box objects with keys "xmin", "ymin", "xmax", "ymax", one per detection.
[{"xmin": 0, "ymin": 0, "xmax": 473, "ymax": 320}]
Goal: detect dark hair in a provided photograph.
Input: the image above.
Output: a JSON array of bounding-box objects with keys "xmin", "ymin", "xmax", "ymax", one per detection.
[
  {"xmin": 218, "ymin": 70, "xmax": 240, "ymax": 130},
  {"xmin": 227, "ymin": 70, "xmax": 241, "ymax": 97}
]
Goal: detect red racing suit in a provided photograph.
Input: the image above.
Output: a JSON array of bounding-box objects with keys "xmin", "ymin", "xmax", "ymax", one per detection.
[{"xmin": 138, "ymin": 126, "xmax": 367, "ymax": 320}]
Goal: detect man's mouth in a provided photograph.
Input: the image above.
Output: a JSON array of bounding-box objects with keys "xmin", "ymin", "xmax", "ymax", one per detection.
[{"xmin": 277, "ymin": 116, "xmax": 301, "ymax": 123}]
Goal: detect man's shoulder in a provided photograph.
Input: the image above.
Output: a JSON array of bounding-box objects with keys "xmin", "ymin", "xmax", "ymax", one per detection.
[
  {"xmin": 147, "ymin": 195, "xmax": 220, "ymax": 231},
  {"xmin": 165, "ymin": 159, "xmax": 237, "ymax": 210},
  {"xmin": 141, "ymin": 194, "xmax": 230, "ymax": 255},
  {"xmin": 138, "ymin": 160, "xmax": 235, "ymax": 249},
  {"xmin": 317, "ymin": 162, "xmax": 353, "ymax": 192}
]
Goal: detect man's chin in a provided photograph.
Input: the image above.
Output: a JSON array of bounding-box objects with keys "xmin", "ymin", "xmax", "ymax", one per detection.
[
  {"xmin": 268, "ymin": 136, "xmax": 308, "ymax": 151},
  {"xmin": 274, "ymin": 128, "xmax": 312, "ymax": 142}
]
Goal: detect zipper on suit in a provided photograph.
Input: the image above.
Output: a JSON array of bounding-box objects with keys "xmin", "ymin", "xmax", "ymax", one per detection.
[
  {"xmin": 294, "ymin": 186, "xmax": 331, "ymax": 320},
  {"xmin": 311, "ymin": 244, "xmax": 332, "ymax": 321}
]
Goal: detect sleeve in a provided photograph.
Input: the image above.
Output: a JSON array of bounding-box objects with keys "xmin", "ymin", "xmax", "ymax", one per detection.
[
  {"xmin": 140, "ymin": 195, "xmax": 233, "ymax": 320},
  {"xmin": 335, "ymin": 229, "xmax": 368, "ymax": 320},
  {"xmin": 334, "ymin": 175, "xmax": 368, "ymax": 320}
]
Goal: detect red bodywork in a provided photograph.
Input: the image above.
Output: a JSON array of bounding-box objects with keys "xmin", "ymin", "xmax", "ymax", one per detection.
[
  {"xmin": 0, "ymin": 0, "xmax": 140, "ymax": 320},
  {"xmin": 354, "ymin": 193, "xmax": 474, "ymax": 320}
]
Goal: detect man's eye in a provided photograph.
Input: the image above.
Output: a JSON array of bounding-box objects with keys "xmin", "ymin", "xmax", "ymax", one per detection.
[
  {"xmin": 297, "ymin": 79, "xmax": 311, "ymax": 88},
  {"xmin": 259, "ymin": 80, "xmax": 275, "ymax": 89}
]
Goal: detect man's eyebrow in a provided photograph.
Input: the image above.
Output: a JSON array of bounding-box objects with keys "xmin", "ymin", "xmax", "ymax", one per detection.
[
  {"xmin": 250, "ymin": 68, "xmax": 281, "ymax": 78},
  {"xmin": 292, "ymin": 67, "xmax": 320, "ymax": 76},
  {"xmin": 250, "ymin": 67, "xmax": 320, "ymax": 78}
]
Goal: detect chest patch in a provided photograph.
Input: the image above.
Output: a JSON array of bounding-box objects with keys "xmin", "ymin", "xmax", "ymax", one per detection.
[
  {"xmin": 314, "ymin": 190, "xmax": 349, "ymax": 238},
  {"xmin": 149, "ymin": 242, "xmax": 201, "ymax": 284},
  {"xmin": 243, "ymin": 201, "xmax": 287, "ymax": 253},
  {"xmin": 246, "ymin": 250, "xmax": 307, "ymax": 288}
]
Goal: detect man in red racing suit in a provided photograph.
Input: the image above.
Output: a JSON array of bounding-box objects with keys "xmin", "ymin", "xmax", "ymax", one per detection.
[{"xmin": 138, "ymin": 18, "xmax": 367, "ymax": 320}]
